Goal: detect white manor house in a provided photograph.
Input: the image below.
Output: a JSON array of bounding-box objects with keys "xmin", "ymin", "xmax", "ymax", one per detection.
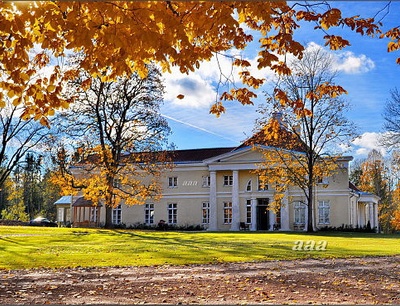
[{"xmin": 55, "ymin": 139, "xmax": 380, "ymax": 232}]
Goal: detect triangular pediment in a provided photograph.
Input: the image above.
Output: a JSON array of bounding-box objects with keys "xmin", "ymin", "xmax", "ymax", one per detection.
[{"xmin": 203, "ymin": 146, "xmax": 264, "ymax": 165}]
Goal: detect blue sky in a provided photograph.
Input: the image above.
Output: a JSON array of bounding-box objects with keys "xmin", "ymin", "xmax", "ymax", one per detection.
[{"xmin": 160, "ymin": 1, "xmax": 400, "ymax": 159}]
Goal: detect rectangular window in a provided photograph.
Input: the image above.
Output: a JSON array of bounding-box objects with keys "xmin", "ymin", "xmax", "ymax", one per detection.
[
  {"xmin": 58, "ymin": 208, "xmax": 64, "ymax": 222},
  {"xmin": 113, "ymin": 178, "xmax": 122, "ymax": 189},
  {"xmin": 246, "ymin": 199, "xmax": 252, "ymax": 224},
  {"xmin": 202, "ymin": 202, "xmax": 210, "ymax": 224},
  {"xmin": 318, "ymin": 200, "xmax": 330, "ymax": 225},
  {"xmin": 168, "ymin": 176, "xmax": 178, "ymax": 188},
  {"xmin": 168, "ymin": 203, "xmax": 177, "ymax": 224},
  {"xmin": 258, "ymin": 176, "xmax": 268, "ymax": 191},
  {"xmin": 112, "ymin": 204, "xmax": 122, "ymax": 225},
  {"xmin": 223, "ymin": 202, "xmax": 232, "ymax": 224},
  {"xmin": 202, "ymin": 176, "xmax": 211, "ymax": 187},
  {"xmin": 66, "ymin": 208, "xmax": 71, "ymax": 222},
  {"xmin": 317, "ymin": 176, "xmax": 329, "ymax": 185},
  {"xmin": 294, "ymin": 202, "xmax": 306, "ymax": 224},
  {"xmin": 144, "ymin": 203, "xmax": 154, "ymax": 225},
  {"xmin": 90, "ymin": 207, "xmax": 98, "ymax": 222},
  {"xmin": 223, "ymin": 175, "xmax": 233, "ymax": 186}
]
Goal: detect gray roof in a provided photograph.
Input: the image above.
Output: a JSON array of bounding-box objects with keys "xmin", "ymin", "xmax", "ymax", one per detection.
[{"xmin": 54, "ymin": 196, "xmax": 73, "ymax": 205}]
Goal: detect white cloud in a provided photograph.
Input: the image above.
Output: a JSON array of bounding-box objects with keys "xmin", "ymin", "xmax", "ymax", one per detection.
[
  {"xmin": 164, "ymin": 71, "xmax": 217, "ymax": 108},
  {"xmin": 302, "ymin": 42, "xmax": 375, "ymax": 75},
  {"xmin": 333, "ymin": 51, "xmax": 375, "ymax": 74},
  {"xmin": 163, "ymin": 50, "xmax": 276, "ymax": 109},
  {"xmin": 352, "ymin": 132, "xmax": 387, "ymax": 157}
]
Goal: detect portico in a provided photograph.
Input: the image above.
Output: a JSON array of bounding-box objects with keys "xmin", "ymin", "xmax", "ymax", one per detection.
[{"xmin": 205, "ymin": 147, "xmax": 290, "ymax": 232}]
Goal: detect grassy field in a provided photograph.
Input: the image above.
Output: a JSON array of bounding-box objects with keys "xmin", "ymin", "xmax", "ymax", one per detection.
[{"xmin": 0, "ymin": 226, "xmax": 399, "ymax": 270}]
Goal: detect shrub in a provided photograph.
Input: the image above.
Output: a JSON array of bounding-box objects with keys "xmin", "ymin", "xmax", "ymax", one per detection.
[{"xmin": 318, "ymin": 224, "xmax": 376, "ymax": 233}]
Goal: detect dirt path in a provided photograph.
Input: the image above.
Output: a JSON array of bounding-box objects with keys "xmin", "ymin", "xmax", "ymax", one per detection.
[{"xmin": 1, "ymin": 256, "xmax": 399, "ymax": 305}]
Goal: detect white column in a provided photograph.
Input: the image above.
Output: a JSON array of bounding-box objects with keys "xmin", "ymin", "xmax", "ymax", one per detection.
[
  {"xmin": 369, "ymin": 202, "xmax": 376, "ymax": 229},
  {"xmin": 208, "ymin": 171, "xmax": 218, "ymax": 231},
  {"xmin": 368, "ymin": 203, "xmax": 373, "ymax": 227},
  {"xmin": 250, "ymin": 198, "xmax": 257, "ymax": 231},
  {"xmin": 362, "ymin": 203, "xmax": 367, "ymax": 226},
  {"xmin": 269, "ymin": 211, "xmax": 275, "ymax": 231},
  {"xmin": 280, "ymin": 191, "xmax": 290, "ymax": 231},
  {"xmin": 231, "ymin": 170, "xmax": 240, "ymax": 231},
  {"xmin": 348, "ymin": 197, "xmax": 353, "ymax": 226},
  {"xmin": 374, "ymin": 203, "xmax": 379, "ymax": 232},
  {"xmin": 352, "ymin": 199, "xmax": 357, "ymax": 227}
]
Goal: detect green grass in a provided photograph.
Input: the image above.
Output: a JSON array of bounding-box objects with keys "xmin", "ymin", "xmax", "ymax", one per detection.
[{"xmin": 0, "ymin": 226, "xmax": 399, "ymax": 270}]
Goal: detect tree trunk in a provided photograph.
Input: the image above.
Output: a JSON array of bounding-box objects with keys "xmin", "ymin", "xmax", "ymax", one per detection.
[
  {"xmin": 104, "ymin": 177, "xmax": 115, "ymax": 229},
  {"xmin": 104, "ymin": 206, "xmax": 113, "ymax": 229}
]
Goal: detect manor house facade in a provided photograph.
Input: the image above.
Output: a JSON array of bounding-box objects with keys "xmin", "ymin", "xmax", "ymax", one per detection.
[{"xmin": 55, "ymin": 144, "xmax": 380, "ymax": 232}]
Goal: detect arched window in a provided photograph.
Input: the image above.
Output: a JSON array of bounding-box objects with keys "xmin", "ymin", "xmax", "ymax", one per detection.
[{"xmin": 246, "ymin": 179, "xmax": 252, "ymax": 192}]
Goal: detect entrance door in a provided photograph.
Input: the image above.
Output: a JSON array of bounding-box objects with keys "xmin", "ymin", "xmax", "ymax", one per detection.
[{"xmin": 257, "ymin": 198, "xmax": 270, "ymax": 230}]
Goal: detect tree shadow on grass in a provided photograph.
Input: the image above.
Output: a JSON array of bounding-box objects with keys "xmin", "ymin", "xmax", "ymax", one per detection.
[{"xmin": 96, "ymin": 229, "xmax": 302, "ymax": 264}]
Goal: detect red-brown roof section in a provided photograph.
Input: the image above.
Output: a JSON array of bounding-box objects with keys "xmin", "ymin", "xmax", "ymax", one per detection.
[
  {"xmin": 168, "ymin": 147, "xmax": 235, "ymax": 163},
  {"xmin": 238, "ymin": 123, "xmax": 307, "ymax": 153}
]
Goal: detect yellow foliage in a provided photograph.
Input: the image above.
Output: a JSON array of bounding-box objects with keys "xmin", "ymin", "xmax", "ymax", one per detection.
[
  {"xmin": 0, "ymin": 1, "xmax": 393, "ymax": 122},
  {"xmin": 391, "ymin": 210, "xmax": 400, "ymax": 230},
  {"xmin": 320, "ymin": 8, "xmax": 342, "ymax": 30},
  {"xmin": 254, "ymin": 143, "xmax": 339, "ymax": 211},
  {"xmin": 358, "ymin": 159, "xmax": 386, "ymax": 194},
  {"xmin": 51, "ymin": 143, "xmax": 168, "ymax": 209},
  {"xmin": 209, "ymin": 102, "xmax": 226, "ymax": 117},
  {"xmin": 323, "ymin": 35, "xmax": 351, "ymax": 50}
]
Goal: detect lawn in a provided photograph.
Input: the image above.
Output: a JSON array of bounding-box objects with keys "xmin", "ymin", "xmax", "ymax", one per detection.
[{"xmin": 0, "ymin": 226, "xmax": 399, "ymax": 270}]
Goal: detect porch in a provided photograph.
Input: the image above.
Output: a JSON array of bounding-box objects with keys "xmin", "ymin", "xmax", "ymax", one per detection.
[{"xmin": 71, "ymin": 197, "xmax": 102, "ymax": 228}]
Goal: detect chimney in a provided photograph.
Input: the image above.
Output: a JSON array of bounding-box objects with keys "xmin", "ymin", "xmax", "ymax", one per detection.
[{"xmin": 272, "ymin": 112, "xmax": 283, "ymax": 125}]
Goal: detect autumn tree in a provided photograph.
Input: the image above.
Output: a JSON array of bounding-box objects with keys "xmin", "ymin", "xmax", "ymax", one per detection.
[
  {"xmin": 1, "ymin": 153, "xmax": 43, "ymax": 221},
  {"xmin": 20, "ymin": 153, "xmax": 43, "ymax": 219},
  {"xmin": 349, "ymin": 158, "xmax": 364, "ymax": 187},
  {"xmin": 253, "ymin": 47, "xmax": 357, "ymax": 232},
  {"xmin": 50, "ymin": 65, "xmax": 171, "ymax": 228},
  {"xmin": 2, "ymin": 156, "xmax": 61, "ymax": 221},
  {"xmin": 390, "ymin": 151, "xmax": 400, "ymax": 231},
  {"xmin": 382, "ymin": 88, "xmax": 400, "ymax": 148},
  {"xmin": 0, "ymin": 97, "xmax": 49, "ymax": 189},
  {"xmin": 1, "ymin": 176, "xmax": 29, "ymax": 222},
  {"xmin": 356, "ymin": 150, "xmax": 397, "ymax": 233},
  {"xmin": 1, "ymin": 1, "xmax": 398, "ymax": 123},
  {"xmin": 38, "ymin": 170, "xmax": 61, "ymax": 221},
  {"xmin": 380, "ymin": 88, "xmax": 400, "ymax": 231}
]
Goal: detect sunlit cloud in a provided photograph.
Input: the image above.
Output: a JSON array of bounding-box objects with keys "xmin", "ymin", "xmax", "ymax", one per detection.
[
  {"xmin": 163, "ymin": 49, "xmax": 276, "ymax": 109},
  {"xmin": 301, "ymin": 42, "xmax": 375, "ymax": 75},
  {"xmin": 352, "ymin": 132, "xmax": 387, "ymax": 157},
  {"xmin": 333, "ymin": 51, "xmax": 375, "ymax": 74},
  {"xmin": 164, "ymin": 71, "xmax": 217, "ymax": 108}
]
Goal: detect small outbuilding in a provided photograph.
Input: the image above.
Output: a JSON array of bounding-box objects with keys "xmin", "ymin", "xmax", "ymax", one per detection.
[
  {"xmin": 54, "ymin": 196, "xmax": 72, "ymax": 226},
  {"xmin": 54, "ymin": 196, "xmax": 102, "ymax": 228}
]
